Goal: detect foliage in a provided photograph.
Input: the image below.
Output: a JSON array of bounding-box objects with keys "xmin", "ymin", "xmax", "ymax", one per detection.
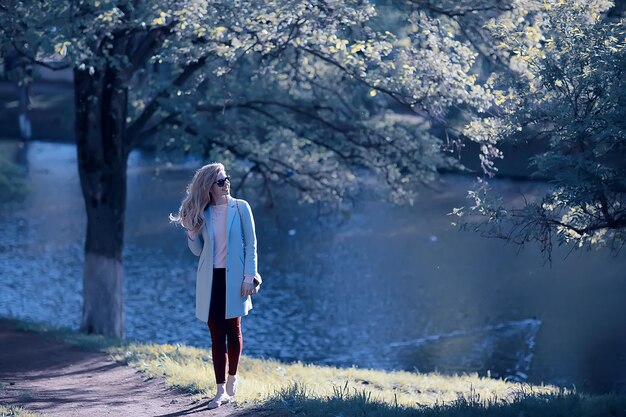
[
  {"xmin": 0, "ymin": 0, "xmax": 498, "ymax": 207},
  {"xmin": 455, "ymin": 0, "xmax": 626, "ymax": 259},
  {"xmin": 1, "ymin": 0, "xmax": 623, "ymax": 255},
  {"xmin": 0, "ymin": 405, "xmax": 39, "ymax": 417}
]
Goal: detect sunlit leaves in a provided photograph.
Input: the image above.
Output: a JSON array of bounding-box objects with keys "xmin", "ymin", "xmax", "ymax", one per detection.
[
  {"xmin": 54, "ymin": 41, "xmax": 71, "ymax": 57},
  {"xmin": 151, "ymin": 11, "xmax": 168, "ymax": 26},
  {"xmin": 2, "ymin": 0, "xmax": 506, "ymax": 209},
  {"xmin": 458, "ymin": 0, "xmax": 626, "ymax": 257}
]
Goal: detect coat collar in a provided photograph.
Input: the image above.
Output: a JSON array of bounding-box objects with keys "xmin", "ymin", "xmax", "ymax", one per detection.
[{"xmin": 225, "ymin": 195, "xmax": 237, "ymax": 235}]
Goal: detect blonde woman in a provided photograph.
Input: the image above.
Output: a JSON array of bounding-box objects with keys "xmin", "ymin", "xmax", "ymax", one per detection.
[{"xmin": 170, "ymin": 162, "xmax": 261, "ymax": 410}]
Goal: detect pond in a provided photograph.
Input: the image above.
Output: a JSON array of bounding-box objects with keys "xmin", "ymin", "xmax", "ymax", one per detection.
[{"xmin": 1, "ymin": 140, "xmax": 625, "ymax": 393}]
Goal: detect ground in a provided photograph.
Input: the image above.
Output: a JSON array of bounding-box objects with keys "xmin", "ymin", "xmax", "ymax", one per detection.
[{"xmin": 0, "ymin": 319, "xmax": 280, "ymax": 417}]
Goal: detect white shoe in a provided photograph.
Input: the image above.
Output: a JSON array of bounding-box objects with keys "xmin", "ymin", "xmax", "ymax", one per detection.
[
  {"xmin": 207, "ymin": 383, "xmax": 230, "ymax": 409},
  {"xmin": 226, "ymin": 374, "xmax": 238, "ymax": 397}
]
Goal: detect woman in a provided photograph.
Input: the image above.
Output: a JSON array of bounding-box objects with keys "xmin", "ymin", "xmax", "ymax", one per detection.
[{"xmin": 170, "ymin": 162, "xmax": 260, "ymax": 409}]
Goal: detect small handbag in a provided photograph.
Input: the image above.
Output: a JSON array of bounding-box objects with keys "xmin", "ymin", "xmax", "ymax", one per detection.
[{"xmin": 235, "ymin": 200, "xmax": 262, "ymax": 294}]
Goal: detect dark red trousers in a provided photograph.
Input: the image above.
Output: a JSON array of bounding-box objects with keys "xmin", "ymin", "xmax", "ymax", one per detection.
[{"xmin": 207, "ymin": 268, "xmax": 243, "ymax": 384}]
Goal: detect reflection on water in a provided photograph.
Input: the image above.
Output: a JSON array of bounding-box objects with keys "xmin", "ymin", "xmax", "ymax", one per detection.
[
  {"xmin": 387, "ymin": 319, "xmax": 541, "ymax": 381},
  {"xmin": 1, "ymin": 141, "xmax": 626, "ymax": 393}
]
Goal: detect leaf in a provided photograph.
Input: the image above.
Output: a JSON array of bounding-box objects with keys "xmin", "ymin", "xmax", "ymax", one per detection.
[
  {"xmin": 54, "ymin": 41, "xmax": 71, "ymax": 57},
  {"xmin": 350, "ymin": 43, "xmax": 364, "ymax": 53}
]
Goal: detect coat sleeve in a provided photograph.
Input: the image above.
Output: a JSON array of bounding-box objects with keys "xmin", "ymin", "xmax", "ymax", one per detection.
[
  {"xmin": 241, "ymin": 200, "xmax": 258, "ymax": 277},
  {"xmin": 186, "ymin": 229, "xmax": 204, "ymax": 256}
]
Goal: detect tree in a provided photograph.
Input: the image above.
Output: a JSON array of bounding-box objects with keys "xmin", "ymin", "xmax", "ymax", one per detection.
[
  {"xmin": 456, "ymin": 0, "xmax": 626, "ymax": 260},
  {"xmin": 0, "ymin": 0, "xmax": 498, "ymax": 337}
]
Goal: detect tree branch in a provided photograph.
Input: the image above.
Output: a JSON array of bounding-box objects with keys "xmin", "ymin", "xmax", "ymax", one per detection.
[
  {"xmin": 9, "ymin": 40, "xmax": 72, "ymax": 71},
  {"xmin": 127, "ymin": 54, "xmax": 210, "ymax": 147},
  {"xmin": 127, "ymin": 22, "xmax": 177, "ymax": 72},
  {"xmin": 298, "ymin": 46, "xmax": 421, "ymax": 106},
  {"xmin": 406, "ymin": 0, "xmax": 513, "ymax": 18}
]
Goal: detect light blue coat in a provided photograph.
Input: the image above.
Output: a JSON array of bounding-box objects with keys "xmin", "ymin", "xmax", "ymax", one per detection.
[{"xmin": 186, "ymin": 195, "xmax": 258, "ymax": 322}]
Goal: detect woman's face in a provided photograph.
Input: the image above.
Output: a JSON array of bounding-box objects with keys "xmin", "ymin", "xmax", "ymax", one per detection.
[{"xmin": 210, "ymin": 170, "xmax": 230, "ymax": 201}]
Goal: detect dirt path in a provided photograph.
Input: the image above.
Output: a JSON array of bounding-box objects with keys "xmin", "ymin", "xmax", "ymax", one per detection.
[{"xmin": 0, "ymin": 319, "xmax": 275, "ymax": 417}]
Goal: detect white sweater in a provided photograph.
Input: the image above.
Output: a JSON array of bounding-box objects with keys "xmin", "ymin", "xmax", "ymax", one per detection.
[
  {"xmin": 211, "ymin": 203, "xmax": 255, "ymax": 284},
  {"xmin": 211, "ymin": 203, "xmax": 228, "ymax": 268}
]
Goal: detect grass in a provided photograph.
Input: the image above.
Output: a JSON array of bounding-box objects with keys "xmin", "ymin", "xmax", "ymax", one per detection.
[
  {"xmin": 270, "ymin": 383, "xmax": 626, "ymax": 416},
  {"xmin": 0, "ymin": 405, "xmax": 38, "ymax": 417},
  {"xmin": 4, "ymin": 316, "xmax": 626, "ymax": 416}
]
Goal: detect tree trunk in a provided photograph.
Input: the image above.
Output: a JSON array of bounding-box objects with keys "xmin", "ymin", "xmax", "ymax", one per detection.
[
  {"xmin": 74, "ymin": 64, "xmax": 129, "ymax": 338},
  {"xmin": 18, "ymin": 83, "xmax": 32, "ymax": 141}
]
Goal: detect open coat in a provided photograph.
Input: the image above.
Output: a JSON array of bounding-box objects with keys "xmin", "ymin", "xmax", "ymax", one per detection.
[{"xmin": 186, "ymin": 195, "xmax": 258, "ymax": 322}]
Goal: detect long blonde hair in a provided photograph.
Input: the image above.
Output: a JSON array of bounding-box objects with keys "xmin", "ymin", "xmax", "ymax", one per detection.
[{"xmin": 169, "ymin": 163, "xmax": 225, "ymax": 233}]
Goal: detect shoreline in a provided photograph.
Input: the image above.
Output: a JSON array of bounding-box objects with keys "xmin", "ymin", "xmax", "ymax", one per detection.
[{"xmin": 2, "ymin": 316, "xmax": 625, "ymax": 416}]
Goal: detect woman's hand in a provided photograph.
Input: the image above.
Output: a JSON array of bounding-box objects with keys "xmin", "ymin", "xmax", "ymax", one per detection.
[{"xmin": 241, "ymin": 282, "xmax": 257, "ymax": 297}]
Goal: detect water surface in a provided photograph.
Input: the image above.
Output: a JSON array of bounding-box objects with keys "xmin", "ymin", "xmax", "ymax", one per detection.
[{"xmin": 1, "ymin": 140, "xmax": 625, "ymax": 393}]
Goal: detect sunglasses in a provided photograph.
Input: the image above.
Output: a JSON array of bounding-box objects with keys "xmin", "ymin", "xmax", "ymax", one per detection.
[{"xmin": 214, "ymin": 176, "xmax": 231, "ymax": 187}]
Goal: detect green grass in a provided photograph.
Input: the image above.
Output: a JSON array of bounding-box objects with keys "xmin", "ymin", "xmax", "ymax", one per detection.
[
  {"xmin": 0, "ymin": 405, "xmax": 39, "ymax": 417},
  {"xmin": 269, "ymin": 383, "xmax": 626, "ymax": 416},
  {"xmin": 4, "ymin": 317, "xmax": 626, "ymax": 416}
]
